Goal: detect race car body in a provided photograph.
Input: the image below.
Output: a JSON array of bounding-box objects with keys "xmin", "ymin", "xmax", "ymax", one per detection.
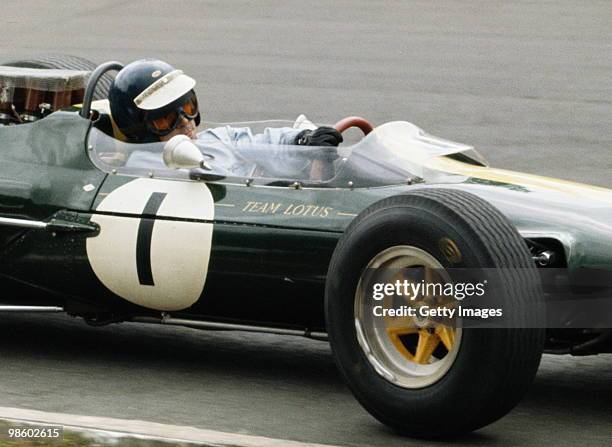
[{"xmin": 2, "ymin": 112, "xmax": 610, "ymax": 319}]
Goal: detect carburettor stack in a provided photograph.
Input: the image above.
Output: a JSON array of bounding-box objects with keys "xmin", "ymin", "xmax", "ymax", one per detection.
[{"xmin": 0, "ymin": 66, "xmax": 89, "ymax": 125}]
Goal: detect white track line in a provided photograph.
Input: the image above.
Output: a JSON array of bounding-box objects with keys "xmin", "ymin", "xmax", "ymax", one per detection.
[{"xmin": 0, "ymin": 407, "xmax": 341, "ymax": 447}]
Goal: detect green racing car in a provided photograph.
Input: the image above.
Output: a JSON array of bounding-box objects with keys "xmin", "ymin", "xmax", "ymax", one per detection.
[{"xmin": 0, "ymin": 56, "xmax": 610, "ymax": 438}]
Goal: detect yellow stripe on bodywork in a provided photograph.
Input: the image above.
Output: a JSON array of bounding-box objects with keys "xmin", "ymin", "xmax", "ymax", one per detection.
[{"xmin": 427, "ymin": 156, "xmax": 612, "ymax": 200}]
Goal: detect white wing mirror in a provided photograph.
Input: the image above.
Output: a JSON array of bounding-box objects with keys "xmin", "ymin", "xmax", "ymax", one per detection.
[{"xmin": 162, "ymin": 135, "xmax": 210, "ymax": 170}]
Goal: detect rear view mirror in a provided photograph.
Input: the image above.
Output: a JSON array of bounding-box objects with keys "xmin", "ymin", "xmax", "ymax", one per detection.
[{"xmin": 163, "ymin": 135, "xmax": 209, "ymax": 170}]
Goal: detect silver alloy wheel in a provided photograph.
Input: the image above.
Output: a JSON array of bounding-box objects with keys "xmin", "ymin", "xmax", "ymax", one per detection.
[{"xmin": 354, "ymin": 245, "xmax": 462, "ymax": 389}]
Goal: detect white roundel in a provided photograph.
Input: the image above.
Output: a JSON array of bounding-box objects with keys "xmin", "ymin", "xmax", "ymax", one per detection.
[{"xmin": 86, "ymin": 178, "xmax": 214, "ymax": 311}]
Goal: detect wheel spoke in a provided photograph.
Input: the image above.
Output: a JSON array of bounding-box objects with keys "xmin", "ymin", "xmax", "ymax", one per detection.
[
  {"xmin": 389, "ymin": 334, "xmax": 416, "ymax": 361},
  {"xmin": 385, "ymin": 316, "xmax": 418, "ymax": 336},
  {"xmin": 435, "ymin": 325, "xmax": 456, "ymax": 351},
  {"xmin": 414, "ymin": 330, "xmax": 440, "ymax": 364}
]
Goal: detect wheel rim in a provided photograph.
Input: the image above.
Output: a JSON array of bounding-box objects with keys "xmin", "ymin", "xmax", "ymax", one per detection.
[{"xmin": 354, "ymin": 245, "xmax": 462, "ymax": 389}]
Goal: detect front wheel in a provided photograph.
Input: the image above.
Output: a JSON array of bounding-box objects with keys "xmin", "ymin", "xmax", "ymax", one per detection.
[{"xmin": 325, "ymin": 189, "xmax": 544, "ymax": 438}]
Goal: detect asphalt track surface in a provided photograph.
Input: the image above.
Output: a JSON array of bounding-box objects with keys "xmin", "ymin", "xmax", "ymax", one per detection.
[
  {"xmin": 0, "ymin": 313, "xmax": 610, "ymax": 447},
  {"xmin": 1, "ymin": 1, "xmax": 611, "ymax": 446}
]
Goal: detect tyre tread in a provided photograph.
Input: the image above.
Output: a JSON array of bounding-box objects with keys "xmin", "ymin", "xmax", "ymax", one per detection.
[{"xmin": 2, "ymin": 54, "xmax": 115, "ymax": 100}]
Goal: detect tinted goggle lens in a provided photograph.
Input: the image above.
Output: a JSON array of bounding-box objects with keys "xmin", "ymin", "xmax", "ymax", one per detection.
[
  {"xmin": 148, "ymin": 94, "xmax": 198, "ymax": 133},
  {"xmin": 150, "ymin": 112, "xmax": 178, "ymax": 132}
]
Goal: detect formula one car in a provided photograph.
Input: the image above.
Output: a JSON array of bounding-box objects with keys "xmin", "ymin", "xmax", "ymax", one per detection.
[{"xmin": 0, "ymin": 56, "xmax": 610, "ymax": 438}]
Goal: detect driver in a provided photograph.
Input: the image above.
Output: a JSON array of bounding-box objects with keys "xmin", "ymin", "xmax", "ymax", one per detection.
[{"xmin": 108, "ymin": 59, "xmax": 342, "ymax": 179}]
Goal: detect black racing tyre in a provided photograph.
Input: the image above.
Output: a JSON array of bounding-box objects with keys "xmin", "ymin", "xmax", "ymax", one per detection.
[
  {"xmin": 325, "ymin": 188, "xmax": 545, "ymax": 438},
  {"xmin": 1, "ymin": 54, "xmax": 115, "ymax": 100}
]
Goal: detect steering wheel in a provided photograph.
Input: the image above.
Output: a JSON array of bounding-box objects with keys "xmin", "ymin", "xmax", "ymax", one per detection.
[{"xmin": 333, "ymin": 116, "xmax": 374, "ymax": 135}]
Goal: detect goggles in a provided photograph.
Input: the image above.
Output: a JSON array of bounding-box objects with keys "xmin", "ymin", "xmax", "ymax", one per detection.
[{"xmin": 144, "ymin": 91, "xmax": 199, "ymax": 136}]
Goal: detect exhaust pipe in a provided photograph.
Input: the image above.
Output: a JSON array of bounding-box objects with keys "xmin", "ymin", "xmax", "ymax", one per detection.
[
  {"xmin": 0, "ymin": 306, "xmax": 64, "ymax": 312},
  {"xmin": 133, "ymin": 314, "xmax": 328, "ymax": 341}
]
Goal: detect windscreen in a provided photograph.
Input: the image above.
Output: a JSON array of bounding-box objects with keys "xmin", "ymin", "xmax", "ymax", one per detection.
[
  {"xmin": 326, "ymin": 121, "xmax": 487, "ymax": 187},
  {"xmin": 88, "ymin": 120, "xmax": 487, "ymax": 188},
  {"xmin": 87, "ymin": 125, "xmax": 349, "ymax": 184}
]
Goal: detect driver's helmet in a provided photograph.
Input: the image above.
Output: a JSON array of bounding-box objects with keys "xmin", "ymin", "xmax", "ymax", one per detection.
[{"xmin": 108, "ymin": 59, "xmax": 201, "ymax": 143}]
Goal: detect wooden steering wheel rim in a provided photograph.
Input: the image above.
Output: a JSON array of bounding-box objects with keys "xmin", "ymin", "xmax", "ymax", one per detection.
[{"xmin": 333, "ymin": 116, "xmax": 374, "ymax": 135}]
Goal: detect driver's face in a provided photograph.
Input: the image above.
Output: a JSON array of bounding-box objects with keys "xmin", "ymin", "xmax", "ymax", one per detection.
[{"xmin": 159, "ymin": 116, "xmax": 198, "ymax": 141}]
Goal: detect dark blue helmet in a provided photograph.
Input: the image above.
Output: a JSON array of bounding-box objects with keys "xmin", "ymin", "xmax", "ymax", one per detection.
[{"xmin": 108, "ymin": 59, "xmax": 201, "ymax": 143}]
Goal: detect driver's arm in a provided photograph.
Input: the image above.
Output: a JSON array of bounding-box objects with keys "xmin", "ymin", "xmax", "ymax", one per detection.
[
  {"xmin": 292, "ymin": 127, "xmax": 343, "ymax": 181},
  {"xmin": 203, "ymin": 125, "xmax": 343, "ymax": 180}
]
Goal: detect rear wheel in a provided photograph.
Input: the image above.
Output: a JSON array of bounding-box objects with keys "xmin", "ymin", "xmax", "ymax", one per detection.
[
  {"xmin": 1, "ymin": 54, "xmax": 115, "ymax": 99},
  {"xmin": 325, "ymin": 189, "xmax": 544, "ymax": 438}
]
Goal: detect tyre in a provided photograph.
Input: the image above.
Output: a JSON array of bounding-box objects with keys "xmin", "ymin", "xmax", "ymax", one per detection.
[
  {"xmin": 1, "ymin": 54, "xmax": 115, "ymax": 100},
  {"xmin": 325, "ymin": 188, "xmax": 544, "ymax": 438}
]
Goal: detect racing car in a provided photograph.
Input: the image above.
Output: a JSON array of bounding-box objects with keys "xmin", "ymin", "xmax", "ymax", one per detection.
[{"xmin": 0, "ymin": 56, "xmax": 610, "ymax": 438}]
